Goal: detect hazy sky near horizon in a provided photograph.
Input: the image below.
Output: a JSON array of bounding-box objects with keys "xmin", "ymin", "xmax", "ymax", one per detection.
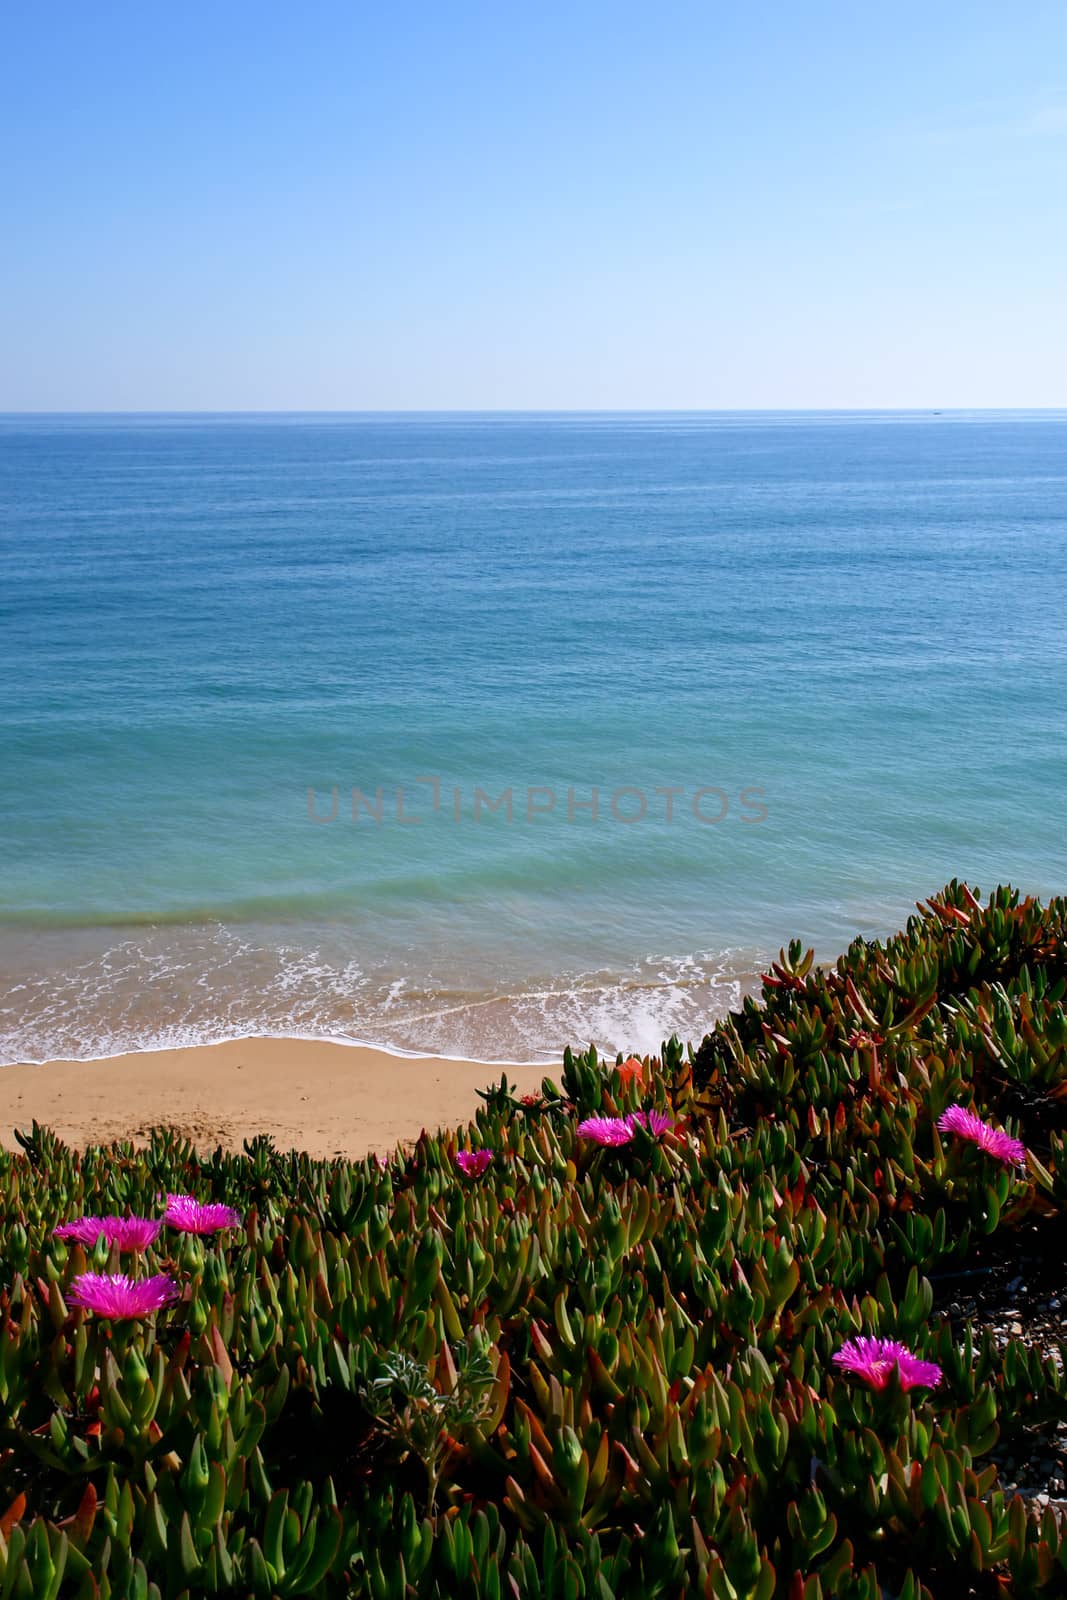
[{"xmin": 3, "ymin": 2, "xmax": 1066, "ymax": 410}]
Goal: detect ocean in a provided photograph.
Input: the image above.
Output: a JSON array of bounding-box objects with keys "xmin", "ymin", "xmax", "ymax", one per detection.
[{"xmin": 1, "ymin": 410, "xmax": 1065, "ymax": 1064}]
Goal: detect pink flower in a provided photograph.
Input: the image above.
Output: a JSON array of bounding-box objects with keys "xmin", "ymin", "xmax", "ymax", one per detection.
[
  {"xmin": 455, "ymin": 1149, "xmax": 493, "ymax": 1177},
  {"xmin": 55, "ymin": 1216, "xmax": 163, "ymax": 1251},
  {"xmin": 577, "ymin": 1116, "xmax": 635, "ymax": 1146},
  {"xmin": 937, "ymin": 1104, "xmax": 1027, "ymax": 1168},
  {"xmin": 67, "ymin": 1272, "xmax": 181, "ymax": 1319},
  {"xmin": 627, "ymin": 1110, "xmax": 674, "ymax": 1137},
  {"xmin": 55, "ymin": 1217, "xmax": 105, "ymax": 1247},
  {"xmin": 164, "ymin": 1194, "xmax": 242, "ymax": 1235},
  {"xmin": 832, "ymin": 1336, "xmax": 942, "ymax": 1392},
  {"xmin": 577, "ymin": 1111, "xmax": 674, "ymax": 1146}
]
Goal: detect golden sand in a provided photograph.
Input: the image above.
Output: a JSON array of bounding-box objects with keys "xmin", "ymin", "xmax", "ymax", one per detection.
[{"xmin": 0, "ymin": 1037, "xmax": 550, "ymax": 1159}]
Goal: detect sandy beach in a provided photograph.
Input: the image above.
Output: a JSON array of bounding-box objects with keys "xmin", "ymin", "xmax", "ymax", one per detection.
[{"xmin": 0, "ymin": 1037, "xmax": 552, "ymax": 1159}]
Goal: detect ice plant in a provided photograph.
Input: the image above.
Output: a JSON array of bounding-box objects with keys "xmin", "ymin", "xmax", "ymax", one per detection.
[
  {"xmin": 577, "ymin": 1116, "xmax": 635, "ymax": 1146},
  {"xmin": 67, "ymin": 1272, "xmax": 181, "ymax": 1320},
  {"xmin": 55, "ymin": 1217, "xmax": 106, "ymax": 1247},
  {"xmin": 577, "ymin": 1111, "xmax": 673, "ymax": 1146},
  {"xmin": 937, "ymin": 1103, "xmax": 1027, "ymax": 1168},
  {"xmin": 164, "ymin": 1195, "xmax": 243, "ymax": 1235},
  {"xmin": 55, "ymin": 1216, "xmax": 163, "ymax": 1251},
  {"xmin": 455, "ymin": 1148, "xmax": 493, "ymax": 1177},
  {"xmin": 833, "ymin": 1336, "xmax": 942, "ymax": 1392},
  {"xmin": 627, "ymin": 1110, "xmax": 674, "ymax": 1137}
]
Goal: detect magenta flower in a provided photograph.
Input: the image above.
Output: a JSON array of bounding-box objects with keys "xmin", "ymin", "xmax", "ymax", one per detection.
[
  {"xmin": 577, "ymin": 1116, "xmax": 635, "ymax": 1146},
  {"xmin": 577, "ymin": 1111, "xmax": 674, "ymax": 1147},
  {"xmin": 55, "ymin": 1215, "xmax": 163, "ymax": 1251},
  {"xmin": 937, "ymin": 1104, "xmax": 1027, "ymax": 1168},
  {"xmin": 627, "ymin": 1110, "xmax": 675, "ymax": 1137},
  {"xmin": 455, "ymin": 1149, "xmax": 493, "ymax": 1177},
  {"xmin": 55, "ymin": 1217, "xmax": 105, "ymax": 1247},
  {"xmin": 832, "ymin": 1336, "xmax": 942, "ymax": 1392},
  {"xmin": 164, "ymin": 1194, "xmax": 242, "ymax": 1235},
  {"xmin": 67, "ymin": 1272, "xmax": 181, "ymax": 1319}
]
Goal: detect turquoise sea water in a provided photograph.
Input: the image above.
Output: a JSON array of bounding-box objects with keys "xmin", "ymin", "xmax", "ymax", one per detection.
[{"xmin": 1, "ymin": 411, "xmax": 1065, "ymax": 1063}]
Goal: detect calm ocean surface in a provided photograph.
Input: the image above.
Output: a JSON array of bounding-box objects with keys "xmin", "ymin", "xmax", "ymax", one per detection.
[{"xmin": 1, "ymin": 411, "xmax": 1065, "ymax": 1064}]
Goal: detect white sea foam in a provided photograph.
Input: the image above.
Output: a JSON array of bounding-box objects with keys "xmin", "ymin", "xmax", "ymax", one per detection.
[{"xmin": 0, "ymin": 925, "xmax": 762, "ymax": 1066}]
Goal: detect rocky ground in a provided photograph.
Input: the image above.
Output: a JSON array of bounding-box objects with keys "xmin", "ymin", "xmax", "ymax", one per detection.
[{"xmin": 933, "ymin": 1215, "xmax": 1067, "ymax": 1517}]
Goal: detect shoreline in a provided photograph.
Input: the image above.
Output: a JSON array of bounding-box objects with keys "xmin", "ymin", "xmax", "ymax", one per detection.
[
  {"xmin": 0, "ymin": 924, "xmax": 758, "ymax": 1073},
  {"xmin": 0, "ymin": 1035, "xmax": 553, "ymax": 1159},
  {"xmin": 0, "ymin": 1026, "xmax": 558, "ymax": 1072}
]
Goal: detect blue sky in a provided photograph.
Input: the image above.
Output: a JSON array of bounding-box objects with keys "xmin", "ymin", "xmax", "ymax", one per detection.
[{"xmin": 2, "ymin": 1, "xmax": 1066, "ymax": 408}]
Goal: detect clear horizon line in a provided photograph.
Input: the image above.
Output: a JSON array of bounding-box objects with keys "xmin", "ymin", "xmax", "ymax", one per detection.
[{"xmin": 2, "ymin": 405, "xmax": 1066, "ymax": 417}]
